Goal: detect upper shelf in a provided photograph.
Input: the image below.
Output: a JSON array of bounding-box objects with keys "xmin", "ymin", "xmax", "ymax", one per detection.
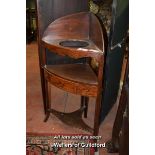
[{"xmin": 42, "ymin": 12, "xmax": 104, "ymax": 60}]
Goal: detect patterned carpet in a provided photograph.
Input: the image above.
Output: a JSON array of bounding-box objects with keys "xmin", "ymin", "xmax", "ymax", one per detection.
[{"xmin": 27, "ymin": 133, "xmax": 95, "ymax": 155}]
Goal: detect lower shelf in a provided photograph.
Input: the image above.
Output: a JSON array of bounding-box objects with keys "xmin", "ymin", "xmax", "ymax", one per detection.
[
  {"xmin": 45, "ymin": 107, "xmax": 93, "ymax": 133},
  {"xmin": 44, "ymin": 63, "xmax": 98, "ymax": 97}
]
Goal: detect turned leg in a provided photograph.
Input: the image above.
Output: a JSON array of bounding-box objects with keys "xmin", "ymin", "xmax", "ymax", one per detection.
[{"xmin": 44, "ymin": 80, "xmax": 51, "ymax": 122}]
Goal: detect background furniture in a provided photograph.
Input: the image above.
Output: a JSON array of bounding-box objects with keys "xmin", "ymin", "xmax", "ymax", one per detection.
[
  {"xmin": 106, "ymin": 40, "xmax": 129, "ymax": 154},
  {"xmin": 100, "ymin": 0, "xmax": 129, "ymax": 123},
  {"xmin": 26, "ymin": 0, "xmax": 37, "ymax": 43}
]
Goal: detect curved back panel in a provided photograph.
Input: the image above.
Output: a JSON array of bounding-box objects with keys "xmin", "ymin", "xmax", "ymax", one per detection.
[
  {"xmin": 36, "ymin": 0, "xmax": 89, "ymax": 41},
  {"xmin": 89, "ymin": 13, "xmax": 104, "ymax": 52},
  {"xmin": 36, "ymin": 0, "xmax": 89, "ymax": 65}
]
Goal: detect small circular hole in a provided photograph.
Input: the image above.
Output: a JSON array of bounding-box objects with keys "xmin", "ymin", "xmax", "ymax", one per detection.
[{"xmin": 59, "ymin": 40, "xmax": 89, "ymax": 48}]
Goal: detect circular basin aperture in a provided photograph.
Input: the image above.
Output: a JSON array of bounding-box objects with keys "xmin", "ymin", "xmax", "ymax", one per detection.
[{"xmin": 59, "ymin": 40, "xmax": 89, "ymax": 48}]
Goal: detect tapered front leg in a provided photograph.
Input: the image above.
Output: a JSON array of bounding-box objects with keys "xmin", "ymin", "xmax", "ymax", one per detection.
[
  {"xmin": 93, "ymin": 94, "xmax": 102, "ymax": 153},
  {"xmin": 40, "ymin": 67, "xmax": 47, "ymax": 114},
  {"xmin": 41, "ymin": 47, "xmax": 47, "ymax": 114},
  {"xmin": 93, "ymin": 94, "xmax": 102, "ymax": 136}
]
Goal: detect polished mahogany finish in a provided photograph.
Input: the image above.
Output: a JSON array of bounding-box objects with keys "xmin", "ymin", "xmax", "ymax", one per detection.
[
  {"xmin": 44, "ymin": 64, "xmax": 98, "ymax": 97},
  {"xmin": 41, "ymin": 11, "xmax": 105, "ymax": 137},
  {"xmin": 36, "ymin": 0, "xmax": 105, "ymax": 137},
  {"xmin": 41, "ymin": 12, "xmax": 104, "ymax": 61},
  {"xmin": 36, "ymin": 0, "xmax": 89, "ymax": 41}
]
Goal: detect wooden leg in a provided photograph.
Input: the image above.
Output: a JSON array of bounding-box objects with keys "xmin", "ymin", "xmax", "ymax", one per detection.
[
  {"xmin": 44, "ymin": 80, "xmax": 51, "ymax": 122},
  {"xmin": 93, "ymin": 94, "xmax": 102, "ymax": 152},
  {"xmin": 81, "ymin": 96, "xmax": 84, "ymax": 108},
  {"xmin": 93, "ymin": 94, "xmax": 102, "ymax": 136},
  {"xmin": 40, "ymin": 67, "xmax": 47, "ymax": 114},
  {"xmin": 81, "ymin": 96, "xmax": 89, "ymax": 118},
  {"xmin": 40, "ymin": 47, "xmax": 47, "ymax": 114},
  {"xmin": 106, "ymin": 85, "xmax": 128, "ymax": 153},
  {"xmin": 119, "ymin": 107, "xmax": 129, "ymax": 155},
  {"xmin": 44, "ymin": 111, "xmax": 50, "ymax": 122},
  {"xmin": 84, "ymin": 97, "xmax": 89, "ymax": 118}
]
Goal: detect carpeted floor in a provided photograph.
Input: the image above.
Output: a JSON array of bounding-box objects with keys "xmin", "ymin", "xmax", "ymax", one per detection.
[
  {"xmin": 27, "ymin": 133, "xmax": 96, "ymax": 155},
  {"xmin": 26, "ymin": 41, "xmax": 119, "ymax": 155}
]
